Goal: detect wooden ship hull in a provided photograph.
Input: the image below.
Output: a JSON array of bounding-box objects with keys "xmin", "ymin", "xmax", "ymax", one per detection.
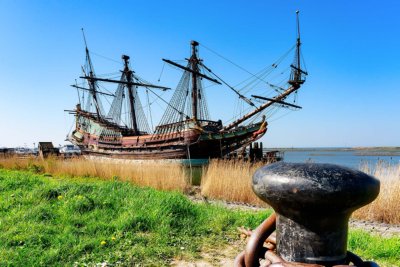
[{"xmin": 70, "ymin": 110, "xmax": 267, "ymax": 160}]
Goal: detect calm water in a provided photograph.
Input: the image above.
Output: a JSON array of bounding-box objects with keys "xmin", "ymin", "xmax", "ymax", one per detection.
[{"xmin": 281, "ymin": 148, "xmax": 400, "ymax": 169}]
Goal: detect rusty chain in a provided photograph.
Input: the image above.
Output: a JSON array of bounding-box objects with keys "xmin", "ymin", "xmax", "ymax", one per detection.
[{"xmin": 234, "ymin": 213, "xmax": 379, "ymax": 267}]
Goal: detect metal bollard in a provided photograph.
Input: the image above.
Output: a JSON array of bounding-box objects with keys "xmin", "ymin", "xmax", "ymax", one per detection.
[{"xmin": 250, "ymin": 162, "xmax": 380, "ymax": 266}]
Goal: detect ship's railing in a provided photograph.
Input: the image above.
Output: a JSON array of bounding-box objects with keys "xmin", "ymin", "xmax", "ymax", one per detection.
[
  {"xmin": 155, "ymin": 119, "xmax": 222, "ymax": 134},
  {"xmin": 198, "ymin": 120, "xmax": 223, "ymax": 132},
  {"xmin": 76, "ymin": 110, "xmax": 149, "ymax": 136},
  {"xmin": 221, "ymin": 122, "xmax": 262, "ymax": 134}
]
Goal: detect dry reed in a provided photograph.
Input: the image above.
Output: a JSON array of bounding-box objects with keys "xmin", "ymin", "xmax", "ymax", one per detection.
[
  {"xmin": 201, "ymin": 159, "xmax": 400, "ymax": 224},
  {"xmin": 2, "ymin": 156, "xmax": 400, "ymax": 224},
  {"xmin": 353, "ymin": 161, "xmax": 400, "ymax": 224},
  {"xmin": 0, "ymin": 156, "xmax": 189, "ymax": 192},
  {"xmin": 200, "ymin": 159, "xmax": 267, "ymax": 206}
]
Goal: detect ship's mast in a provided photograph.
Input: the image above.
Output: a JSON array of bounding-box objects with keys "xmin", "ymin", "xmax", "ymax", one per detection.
[
  {"xmin": 80, "ymin": 54, "xmax": 170, "ymax": 132},
  {"xmin": 222, "ymin": 10, "xmax": 307, "ymax": 131},
  {"xmin": 122, "ymin": 55, "xmax": 138, "ymax": 133},
  {"xmin": 162, "ymin": 41, "xmax": 221, "ymax": 122},
  {"xmin": 296, "ymin": 10, "xmax": 301, "ymax": 74},
  {"xmin": 87, "ymin": 54, "xmax": 102, "ymax": 119},
  {"xmin": 190, "ymin": 41, "xmax": 199, "ymax": 120},
  {"xmin": 82, "ymin": 29, "xmax": 102, "ymax": 119},
  {"xmin": 289, "ymin": 10, "xmax": 306, "ymax": 86}
]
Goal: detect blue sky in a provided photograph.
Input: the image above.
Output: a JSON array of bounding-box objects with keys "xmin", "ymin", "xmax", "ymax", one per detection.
[{"xmin": 0, "ymin": 0, "xmax": 399, "ymax": 148}]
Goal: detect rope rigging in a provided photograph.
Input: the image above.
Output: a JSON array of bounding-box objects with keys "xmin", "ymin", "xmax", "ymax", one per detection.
[
  {"xmin": 194, "ymin": 40, "xmax": 305, "ymax": 128},
  {"xmin": 146, "ymin": 89, "xmax": 154, "ymax": 132},
  {"xmin": 199, "ymin": 63, "xmax": 255, "ymax": 107},
  {"xmin": 199, "ymin": 44, "xmax": 303, "ymax": 126},
  {"xmin": 157, "ymin": 62, "xmax": 165, "ymax": 82},
  {"xmin": 74, "ymin": 13, "xmax": 307, "ymax": 137}
]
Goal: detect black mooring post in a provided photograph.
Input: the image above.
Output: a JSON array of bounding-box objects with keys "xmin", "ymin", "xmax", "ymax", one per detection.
[{"xmin": 252, "ymin": 162, "xmax": 380, "ymax": 266}]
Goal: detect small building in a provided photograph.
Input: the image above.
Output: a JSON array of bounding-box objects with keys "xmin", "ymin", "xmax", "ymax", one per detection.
[
  {"xmin": 0, "ymin": 147, "xmax": 10, "ymax": 157},
  {"xmin": 38, "ymin": 142, "xmax": 59, "ymax": 159}
]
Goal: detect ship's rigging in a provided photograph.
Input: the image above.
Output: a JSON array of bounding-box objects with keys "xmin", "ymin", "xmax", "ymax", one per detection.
[
  {"xmin": 71, "ymin": 11, "xmax": 307, "ymax": 137},
  {"xmin": 67, "ymin": 11, "xmax": 307, "ymax": 160}
]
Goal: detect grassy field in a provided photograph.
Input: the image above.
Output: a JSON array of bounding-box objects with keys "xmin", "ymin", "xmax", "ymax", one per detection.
[
  {"xmin": 0, "ymin": 169, "xmax": 399, "ymax": 266},
  {"xmin": 1, "ymin": 156, "xmax": 400, "ymax": 224},
  {"xmin": 0, "ymin": 168, "xmax": 267, "ymax": 266}
]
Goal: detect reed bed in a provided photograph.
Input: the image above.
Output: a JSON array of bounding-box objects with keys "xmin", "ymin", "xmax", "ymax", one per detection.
[
  {"xmin": 1, "ymin": 156, "xmax": 400, "ymax": 224},
  {"xmin": 0, "ymin": 156, "xmax": 189, "ymax": 192},
  {"xmin": 354, "ymin": 161, "xmax": 400, "ymax": 224},
  {"xmin": 202, "ymin": 159, "xmax": 400, "ymax": 224},
  {"xmin": 201, "ymin": 159, "xmax": 267, "ymax": 206}
]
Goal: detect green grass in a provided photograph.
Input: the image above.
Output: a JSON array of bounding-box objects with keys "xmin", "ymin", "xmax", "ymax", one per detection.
[
  {"xmin": 0, "ymin": 169, "xmax": 268, "ymax": 266},
  {"xmin": 348, "ymin": 231, "xmax": 400, "ymax": 266},
  {"xmin": 0, "ymin": 169, "xmax": 399, "ymax": 266}
]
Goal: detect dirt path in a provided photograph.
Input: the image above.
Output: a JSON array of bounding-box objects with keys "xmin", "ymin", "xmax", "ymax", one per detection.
[
  {"xmin": 349, "ymin": 219, "xmax": 400, "ymax": 237},
  {"xmin": 171, "ymin": 240, "xmax": 243, "ymax": 267}
]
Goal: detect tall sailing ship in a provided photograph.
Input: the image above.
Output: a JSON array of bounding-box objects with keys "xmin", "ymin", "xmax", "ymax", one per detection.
[{"xmin": 67, "ymin": 12, "xmax": 307, "ymax": 160}]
